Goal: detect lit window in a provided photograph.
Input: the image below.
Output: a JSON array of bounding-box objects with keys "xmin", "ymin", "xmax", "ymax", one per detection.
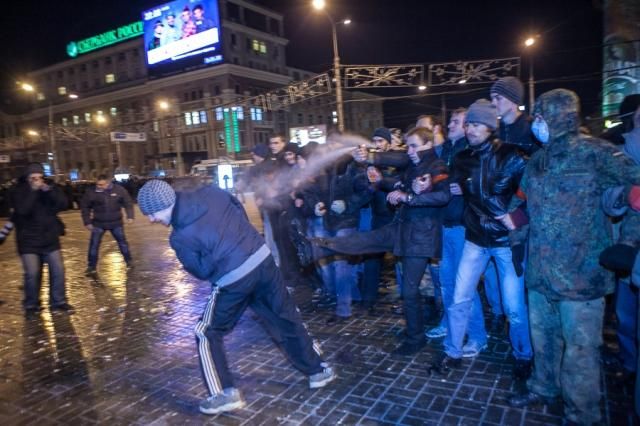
[
  {"xmin": 73, "ymin": 115, "xmax": 80, "ymax": 125},
  {"xmin": 252, "ymin": 39, "xmax": 259, "ymax": 51},
  {"xmin": 110, "ymin": 107, "xmax": 117, "ymax": 116},
  {"xmin": 250, "ymin": 107, "xmax": 263, "ymax": 121},
  {"xmin": 191, "ymin": 111, "xmax": 200, "ymax": 125},
  {"xmin": 199, "ymin": 110, "xmax": 208, "ymax": 123},
  {"xmin": 184, "ymin": 112, "xmax": 192, "ymax": 126},
  {"xmin": 153, "ymin": 121, "xmax": 159, "ymax": 132},
  {"xmin": 233, "ymin": 106, "xmax": 244, "ymax": 120},
  {"xmin": 37, "ymin": 93, "xmax": 45, "ymax": 101},
  {"xmin": 61, "ymin": 117, "xmax": 68, "ymax": 126},
  {"xmin": 215, "ymin": 107, "xmax": 223, "ymax": 121},
  {"xmin": 259, "ymin": 42, "xmax": 267, "ymax": 54},
  {"xmin": 105, "ymin": 74, "xmax": 116, "ymax": 83},
  {"xmin": 85, "ymin": 112, "xmax": 91, "ymax": 122},
  {"xmin": 58, "ymin": 86, "xmax": 67, "ymax": 95}
]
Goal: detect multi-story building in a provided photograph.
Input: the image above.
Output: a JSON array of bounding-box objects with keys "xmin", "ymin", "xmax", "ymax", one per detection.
[{"xmin": 0, "ymin": 0, "xmax": 384, "ymax": 181}]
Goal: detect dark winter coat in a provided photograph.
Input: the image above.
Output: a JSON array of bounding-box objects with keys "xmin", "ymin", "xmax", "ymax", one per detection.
[
  {"xmin": 392, "ymin": 149, "xmax": 450, "ymax": 258},
  {"xmin": 169, "ymin": 186, "xmax": 265, "ymax": 284},
  {"xmin": 439, "ymin": 137, "xmax": 469, "ymax": 227},
  {"xmin": 453, "ymin": 138, "xmax": 526, "ymax": 248},
  {"xmin": 81, "ymin": 183, "xmax": 134, "ymax": 229},
  {"xmin": 10, "ymin": 181, "xmax": 68, "ymax": 254},
  {"xmin": 497, "ymin": 113, "xmax": 540, "ymax": 157}
]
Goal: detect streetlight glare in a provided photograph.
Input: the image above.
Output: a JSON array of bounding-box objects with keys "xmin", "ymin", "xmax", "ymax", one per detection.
[
  {"xmin": 312, "ymin": 0, "xmax": 326, "ymax": 11},
  {"xmin": 343, "ymin": 19, "xmax": 351, "ymax": 25},
  {"xmin": 21, "ymin": 83, "xmax": 35, "ymax": 92},
  {"xmin": 96, "ymin": 115, "xmax": 107, "ymax": 124},
  {"xmin": 418, "ymin": 84, "xmax": 427, "ymax": 91},
  {"xmin": 525, "ymin": 37, "xmax": 536, "ymax": 47},
  {"xmin": 459, "ymin": 79, "xmax": 467, "ymax": 84},
  {"xmin": 158, "ymin": 100, "xmax": 170, "ymax": 110},
  {"xmin": 27, "ymin": 130, "xmax": 39, "ymax": 136},
  {"xmin": 68, "ymin": 93, "xmax": 79, "ymax": 99}
]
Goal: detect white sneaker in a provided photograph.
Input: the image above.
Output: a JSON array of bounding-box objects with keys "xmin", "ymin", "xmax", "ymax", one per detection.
[
  {"xmin": 426, "ymin": 325, "xmax": 448, "ymax": 339},
  {"xmin": 199, "ymin": 388, "xmax": 246, "ymax": 415},
  {"xmin": 462, "ymin": 341, "xmax": 488, "ymax": 358},
  {"xmin": 309, "ymin": 365, "xmax": 336, "ymax": 389}
]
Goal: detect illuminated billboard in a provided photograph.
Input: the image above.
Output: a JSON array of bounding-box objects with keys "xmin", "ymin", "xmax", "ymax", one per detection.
[
  {"xmin": 142, "ymin": 0, "xmax": 223, "ymax": 77},
  {"xmin": 289, "ymin": 125, "xmax": 327, "ymax": 146}
]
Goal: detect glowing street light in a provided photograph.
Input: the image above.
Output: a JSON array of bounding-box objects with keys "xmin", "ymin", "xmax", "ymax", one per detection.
[
  {"xmin": 312, "ymin": 0, "xmax": 325, "ymax": 10},
  {"xmin": 523, "ymin": 34, "xmax": 539, "ymax": 112},
  {"xmin": 418, "ymin": 84, "xmax": 427, "ymax": 91},
  {"xmin": 458, "ymin": 79, "xmax": 467, "ymax": 84},
  {"xmin": 311, "ymin": 0, "xmax": 350, "ymax": 132},
  {"xmin": 21, "ymin": 82, "xmax": 35, "ymax": 92},
  {"xmin": 68, "ymin": 93, "xmax": 79, "ymax": 99},
  {"xmin": 158, "ymin": 100, "xmax": 170, "ymax": 110},
  {"xmin": 26, "ymin": 130, "xmax": 39, "ymax": 137}
]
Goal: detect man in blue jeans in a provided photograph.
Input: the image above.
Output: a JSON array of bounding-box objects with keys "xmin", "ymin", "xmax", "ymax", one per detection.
[
  {"xmin": 10, "ymin": 163, "xmax": 73, "ymax": 316},
  {"xmin": 81, "ymin": 175, "xmax": 134, "ymax": 275},
  {"xmin": 425, "ymin": 108, "xmax": 488, "ymax": 358},
  {"xmin": 429, "ymin": 99, "xmax": 533, "ymax": 378}
]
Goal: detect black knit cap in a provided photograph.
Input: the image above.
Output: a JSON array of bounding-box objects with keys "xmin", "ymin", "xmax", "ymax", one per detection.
[
  {"xmin": 24, "ymin": 162, "xmax": 45, "ymax": 176},
  {"xmin": 372, "ymin": 127, "xmax": 392, "ymax": 143},
  {"xmin": 490, "ymin": 76, "xmax": 524, "ymax": 105}
]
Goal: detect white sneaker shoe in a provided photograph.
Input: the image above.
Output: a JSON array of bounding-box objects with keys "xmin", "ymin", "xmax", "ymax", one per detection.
[
  {"xmin": 199, "ymin": 388, "xmax": 246, "ymax": 415},
  {"xmin": 309, "ymin": 365, "xmax": 336, "ymax": 389},
  {"xmin": 426, "ymin": 324, "xmax": 448, "ymax": 339}
]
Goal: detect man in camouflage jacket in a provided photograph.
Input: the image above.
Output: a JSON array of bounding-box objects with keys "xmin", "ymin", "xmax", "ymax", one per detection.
[{"xmin": 505, "ymin": 89, "xmax": 640, "ymax": 425}]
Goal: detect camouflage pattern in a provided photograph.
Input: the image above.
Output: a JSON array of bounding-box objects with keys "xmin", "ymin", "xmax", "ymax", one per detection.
[
  {"xmin": 527, "ymin": 290, "xmax": 604, "ymax": 424},
  {"xmin": 520, "ymin": 89, "xmax": 640, "ymax": 301}
]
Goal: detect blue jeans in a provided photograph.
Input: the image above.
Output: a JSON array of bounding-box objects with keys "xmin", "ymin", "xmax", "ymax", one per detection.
[
  {"xmin": 307, "ymin": 217, "xmax": 334, "ymax": 296},
  {"xmin": 616, "ymin": 277, "xmax": 638, "ymax": 372},
  {"xmin": 88, "ymin": 226, "xmax": 132, "ymax": 268},
  {"xmin": 21, "ymin": 250, "xmax": 66, "ymax": 309},
  {"xmin": 333, "ymin": 227, "xmax": 360, "ymax": 317},
  {"xmin": 439, "ymin": 226, "xmax": 486, "ymax": 346},
  {"xmin": 446, "ymin": 240, "xmax": 532, "ymax": 360},
  {"xmin": 483, "ymin": 260, "xmax": 504, "ymax": 316}
]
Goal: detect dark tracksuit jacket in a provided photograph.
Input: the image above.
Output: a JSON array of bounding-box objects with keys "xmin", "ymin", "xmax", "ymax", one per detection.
[{"xmin": 168, "ymin": 186, "xmax": 323, "ymax": 395}]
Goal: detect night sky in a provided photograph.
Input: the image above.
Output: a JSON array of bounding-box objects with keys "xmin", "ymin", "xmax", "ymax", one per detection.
[{"xmin": 2, "ymin": 0, "xmax": 605, "ymax": 128}]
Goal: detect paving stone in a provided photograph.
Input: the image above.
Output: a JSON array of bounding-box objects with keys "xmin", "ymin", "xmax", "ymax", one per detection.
[{"xmin": 0, "ymin": 208, "xmax": 632, "ymax": 425}]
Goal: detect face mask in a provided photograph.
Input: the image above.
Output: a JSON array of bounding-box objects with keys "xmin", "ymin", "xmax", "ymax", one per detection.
[{"xmin": 531, "ymin": 117, "xmax": 550, "ymax": 144}]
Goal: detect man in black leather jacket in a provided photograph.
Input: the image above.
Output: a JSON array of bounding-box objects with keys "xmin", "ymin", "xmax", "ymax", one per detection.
[{"xmin": 430, "ymin": 99, "xmax": 533, "ymax": 377}]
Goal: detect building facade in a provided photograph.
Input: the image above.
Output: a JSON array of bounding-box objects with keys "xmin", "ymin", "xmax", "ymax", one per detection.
[{"xmin": 0, "ymin": 0, "xmax": 384, "ymax": 181}]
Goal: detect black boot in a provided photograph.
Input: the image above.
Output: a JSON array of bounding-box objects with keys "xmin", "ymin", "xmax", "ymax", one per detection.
[{"xmin": 428, "ymin": 354, "xmax": 461, "ymax": 374}]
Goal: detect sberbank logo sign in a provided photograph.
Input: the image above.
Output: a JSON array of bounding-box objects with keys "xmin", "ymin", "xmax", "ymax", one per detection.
[{"xmin": 67, "ymin": 22, "xmax": 144, "ymax": 57}]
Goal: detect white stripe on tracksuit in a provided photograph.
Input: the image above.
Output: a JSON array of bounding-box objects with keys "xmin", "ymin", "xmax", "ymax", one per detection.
[{"xmin": 194, "ymin": 287, "xmax": 224, "ymax": 396}]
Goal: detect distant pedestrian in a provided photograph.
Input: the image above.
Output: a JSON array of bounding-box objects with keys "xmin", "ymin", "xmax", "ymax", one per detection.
[
  {"xmin": 81, "ymin": 174, "xmax": 134, "ymax": 276},
  {"xmin": 137, "ymin": 179, "xmax": 336, "ymax": 415}
]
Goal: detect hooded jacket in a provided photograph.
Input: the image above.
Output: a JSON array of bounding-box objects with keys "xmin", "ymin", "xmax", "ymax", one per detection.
[
  {"xmin": 168, "ymin": 186, "xmax": 265, "ymax": 285},
  {"xmin": 518, "ymin": 89, "xmax": 640, "ymax": 300}
]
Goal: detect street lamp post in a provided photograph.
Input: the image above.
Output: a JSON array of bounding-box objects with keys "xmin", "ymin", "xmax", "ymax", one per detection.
[
  {"xmin": 524, "ymin": 36, "xmax": 538, "ymax": 112},
  {"xmin": 48, "ymin": 102, "xmax": 57, "ymax": 176},
  {"xmin": 312, "ymin": 0, "xmax": 349, "ymax": 132}
]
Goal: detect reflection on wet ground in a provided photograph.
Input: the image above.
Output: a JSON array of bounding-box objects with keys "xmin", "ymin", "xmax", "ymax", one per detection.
[{"xmin": 0, "ymin": 201, "xmax": 635, "ymax": 425}]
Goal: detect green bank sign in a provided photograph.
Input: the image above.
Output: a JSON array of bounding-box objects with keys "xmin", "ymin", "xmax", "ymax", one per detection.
[{"xmin": 66, "ymin": 22, "xmax": 144, "ymax": 57}]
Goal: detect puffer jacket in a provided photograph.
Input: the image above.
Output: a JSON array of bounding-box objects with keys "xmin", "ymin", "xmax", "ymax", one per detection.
[
  {"xmin": 81, "ymin": 183, "xmax": 133, "ymax": 229},
  {"xmin": 169, "ymin": 186, "xmax": 265, "ymax": 284},
  {"xmin": 453, "ymin": 137, "xmax": 526, "ymax": 247}
]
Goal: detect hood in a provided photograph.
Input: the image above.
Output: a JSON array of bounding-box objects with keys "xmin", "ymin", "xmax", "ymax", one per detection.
[
  {"xmin": 533, "ymin": 89, "xmax": 580, "ymax": 142},
  {"xmin": 171, "ymin": 191, "xmax": 208, "ymax": 229}
]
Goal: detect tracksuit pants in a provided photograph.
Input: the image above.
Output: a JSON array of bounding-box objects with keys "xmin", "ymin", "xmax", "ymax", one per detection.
[{"xmin": 194, "ymin": 255, "xmax": 324, "ymax": 395}]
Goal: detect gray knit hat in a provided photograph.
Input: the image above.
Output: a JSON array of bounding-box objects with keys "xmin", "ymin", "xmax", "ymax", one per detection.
[
  {"xmin": 490, "ymin": 76, "xmax": 524, "ymax": 105},
  {"xmin": 138, "ymin": 180, "xmax": 176, "ymax": 215},
  {"xmin": 466, "ymin": 99, "xmax": 498, "ymax": 130},
  {"xmin": 372, "ymin": 127, "xmax": 392, "ymax": 143}
]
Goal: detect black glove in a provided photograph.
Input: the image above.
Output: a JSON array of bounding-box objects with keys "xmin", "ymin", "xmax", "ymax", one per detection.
[
  {"xmin": 599, "ymin": 244, "xmax": 639, "ymax": 273},
  {"xmin": 511, "ymin": 243, "xmax": 525, "ymax": 277}
]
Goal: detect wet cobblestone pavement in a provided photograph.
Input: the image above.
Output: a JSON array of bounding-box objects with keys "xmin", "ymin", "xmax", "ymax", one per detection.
[{"xmin": 0, "ymin": 200, "xmax": 636, "ymax": 425}]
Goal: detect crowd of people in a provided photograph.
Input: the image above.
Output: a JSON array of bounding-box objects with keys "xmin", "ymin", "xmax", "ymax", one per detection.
[
  {"xmin": 3, "ymin": 76, "xmax": 640, "ymax": 424},
  {"xmin": 230, "ymin": 78, "xmax": 640, "ymax": 425}
]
